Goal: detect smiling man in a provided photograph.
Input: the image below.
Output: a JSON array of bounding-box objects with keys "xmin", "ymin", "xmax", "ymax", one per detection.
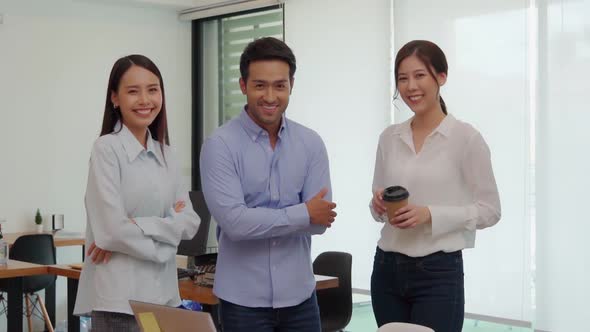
[{"xmin": 200, "ymin": 37, "xmax": 337, "ymax": 332}]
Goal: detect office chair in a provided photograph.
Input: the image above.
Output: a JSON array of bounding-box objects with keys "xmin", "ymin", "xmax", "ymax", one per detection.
[
  {"xmin": 377, "ymin": 322, "xmax": 434, "ymax": 332},
  {"xmin": 0, "ymin": 234, "xmax": 56, "ymax": 332},
  {"xmin": 313, "ymin": 251, "xmax": 353, "ymax": 332}
]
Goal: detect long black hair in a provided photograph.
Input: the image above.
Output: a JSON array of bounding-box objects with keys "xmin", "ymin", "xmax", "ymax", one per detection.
[{"xmin": 100, "ymin": 54, "xmax": 170, "ymax": 155}]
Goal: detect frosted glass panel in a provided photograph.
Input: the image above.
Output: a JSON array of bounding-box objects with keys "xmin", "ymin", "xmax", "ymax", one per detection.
[
  {"xmin": 535, "ymin": 0, "xmax": 590, "ymax": 330},
  {"xmin": 284, "ymin": 0, "xmax": 392, "ymax": 292},
  {"xmin": 393, "ymin": 0, "xmax": 531, "ymax": 322}
]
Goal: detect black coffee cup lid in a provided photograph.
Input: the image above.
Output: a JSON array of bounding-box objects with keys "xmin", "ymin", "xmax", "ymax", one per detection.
[{"xmin": 382, "ymin": 186, "xmax": 409, "ymax": 202}]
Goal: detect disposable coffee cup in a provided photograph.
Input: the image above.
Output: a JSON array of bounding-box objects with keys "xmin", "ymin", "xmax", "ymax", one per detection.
[{"xmin": 382, "ymin": 186, "xmax": 410, "ymax": 221}]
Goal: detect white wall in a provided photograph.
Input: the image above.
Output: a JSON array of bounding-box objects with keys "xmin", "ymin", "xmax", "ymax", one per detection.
[
  {"xmin": 0, "ymin": 0, "xmax": 191, "ymax": 328},
  {"xmin": 284, "ymin": 0, "xmax": 392, "ymax": 291}
]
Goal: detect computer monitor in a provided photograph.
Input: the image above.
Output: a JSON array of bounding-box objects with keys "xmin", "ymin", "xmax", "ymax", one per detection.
[{"xmin": 177, "ymin": 191, "xmax": 212, "ymax": 257}]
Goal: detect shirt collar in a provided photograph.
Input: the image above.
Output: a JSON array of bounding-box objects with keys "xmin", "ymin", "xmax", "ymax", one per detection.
[
  {"xmin": 392, "ymin": 113, "xmax": 455, "ymax": 138},
  {"xmin": 239, "ymin": 106, "xmax": 287, "ymax": 142},
  {"xmin": 392, "ymin": 117, "xmax": 412, "ymax": 135},
  {"xmin": 114, "ymin": 121, "xmax": 165, "ymax": 165},
  {"xmin": 433, "ymin": 113, "xmax": 455, "ymax": 137}
]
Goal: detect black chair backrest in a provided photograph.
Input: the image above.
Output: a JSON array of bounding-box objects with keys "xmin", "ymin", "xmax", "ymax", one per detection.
[
  {"xmin": 313, "ymin": 251, "xmax": 353, "ymax": 331},
  {"xmin": 177, "ymin": 191, "xmax": 212, "ymax": 257},
  {"xmin": 9, "ymin": 234, "xmax": 57, "ymax": 293}
]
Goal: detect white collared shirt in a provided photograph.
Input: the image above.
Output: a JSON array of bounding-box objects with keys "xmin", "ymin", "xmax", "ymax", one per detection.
[
  {"xmin": 370, "ymin": 114, "xmax": 501, "ymax": 257},
  {"xmin": 74, "ymin": 123, "xmax": 200, "ymax": 316}
]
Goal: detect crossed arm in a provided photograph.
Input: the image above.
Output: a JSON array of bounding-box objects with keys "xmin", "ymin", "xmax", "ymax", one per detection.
[
  {"xmin": 85, "ymin": 142, "xmax": 200, "ymax": 264},
  {"xmin": 199, "ymin": 136, "xmax": 336, "ymax": 241}
]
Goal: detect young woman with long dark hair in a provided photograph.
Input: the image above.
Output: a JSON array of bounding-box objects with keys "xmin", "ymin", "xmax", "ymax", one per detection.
[
  {"xmin": 74, "ymin": 54, "xmax": 200, "ymax": 331},
  {"xmin": 369, "ymin": 40, "xmax": 501, "ymax": 332}
]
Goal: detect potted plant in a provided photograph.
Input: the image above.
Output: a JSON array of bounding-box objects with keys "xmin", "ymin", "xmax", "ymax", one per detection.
[{"xmin": 35, "ymin": 209, "xmax": 43, "ymax": 232}]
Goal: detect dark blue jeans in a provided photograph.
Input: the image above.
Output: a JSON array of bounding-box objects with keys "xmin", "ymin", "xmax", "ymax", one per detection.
[
  {"xmin": 371, "ymin": 247, "xmax": 464, "ymax": 332},
  {"xmin": 219, "ymin": 292, "xmax": 321, "ymax": 332}
]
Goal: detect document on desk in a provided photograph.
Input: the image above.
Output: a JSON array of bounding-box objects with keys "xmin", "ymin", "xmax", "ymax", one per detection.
[
  {"xmin": 68, "ymin": 263, "xmax": 83, "ymax": 270},
  {"xmin": 138, "ymin": 312, "xmax": 162, "ymax": 332}
]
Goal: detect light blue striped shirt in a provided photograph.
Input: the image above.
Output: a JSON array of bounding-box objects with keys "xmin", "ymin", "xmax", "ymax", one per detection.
[{"xmin": 200, "ymin": 108, "xmax": 331, "ymax": 308}]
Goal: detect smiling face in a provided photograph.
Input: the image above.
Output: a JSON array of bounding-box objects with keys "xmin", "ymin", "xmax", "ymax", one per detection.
[
  {"xmin": 239, "ymin": 59, "xmax": 292, "ymax": 135},
  {"xmin": 111, "ymin": 65, "xmax": 162, "ymax": 140},
  {"xmin": 396, "ymin": 54, "xmax": 446, "ymax": 116}
]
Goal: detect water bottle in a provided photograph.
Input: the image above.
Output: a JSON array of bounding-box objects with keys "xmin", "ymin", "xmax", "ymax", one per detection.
[{"xmin": 80, "ymin": 316, "xmax": 92, "ymax": 332}]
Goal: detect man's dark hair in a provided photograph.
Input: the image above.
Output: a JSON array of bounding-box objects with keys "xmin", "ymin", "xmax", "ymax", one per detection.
[{"xmin": 239, "ymin": 37, "xmax": 296, "ymax": 81}]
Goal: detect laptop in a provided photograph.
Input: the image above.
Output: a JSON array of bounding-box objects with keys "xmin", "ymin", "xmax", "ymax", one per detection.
[{"xmin": 129, "ymin": 300, "xmax": 216, "ymax": 332}]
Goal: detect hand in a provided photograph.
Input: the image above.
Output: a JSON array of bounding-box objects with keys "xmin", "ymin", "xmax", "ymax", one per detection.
[
  {"xmin": 389, "ymin": 204, "xmax": 431, "ymax": 229},
  {"xmin": 174, "ymin": 200, "xmax": 186, "ymax": 213},
  {"xmin": 86, "ymin": 241, "xmax": 112, "ymax": 264},
  {"xmin": 305, "ymin": 188, "xmax": 337, "ymax": 227},
  {"xmin": 371, "ymin": 189, "xmax": 387, "ymax": 216}
]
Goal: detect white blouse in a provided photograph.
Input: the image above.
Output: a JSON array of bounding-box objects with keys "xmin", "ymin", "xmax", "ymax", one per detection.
[
  {"xmin": 74, "ymin": 124, "xmax": 200, "ymax": 316},
  {"xmin": 370, "ymin": 114, "xmax": 501, "ymax": 257}
]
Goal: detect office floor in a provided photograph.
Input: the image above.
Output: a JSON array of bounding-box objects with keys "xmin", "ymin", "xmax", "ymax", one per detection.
[{"xmin": 345, "ymin": 302, "xmax": 532, "ymax": 332}]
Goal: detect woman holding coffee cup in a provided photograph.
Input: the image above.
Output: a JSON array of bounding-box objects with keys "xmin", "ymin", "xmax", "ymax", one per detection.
[{"xmin": 369, "ymin": 40, "xmax": 501, "ymax": 332}]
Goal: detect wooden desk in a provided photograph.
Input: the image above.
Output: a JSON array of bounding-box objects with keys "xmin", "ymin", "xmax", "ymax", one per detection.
[
  {"xmin": 178, "ymin": 279, "xmax": 219, "ymax": 305},
  {"xmin": 48, "ymin": 264, "xmax": 339, "ymax": 332},
  {"xmin": 47, "ymin": 264, "xmax": 82, "ymax": 279},
  {"xmin": 0, "ymin": 260, "xmax": 50, "ymax": 332},
  {"xmin": 4, "ymin": 231, "xmax": 85, "ymax": 247},
  {"xmin": 49, "ymin": 264, "xmax": 338, "ymax": 305},
  {"xmin": 315, "ymin": 274, "xmax": 340, "ymax": 290},
  {"xmin": 0, "ymin": 259, "xmax": 48, "ymax": 278}
]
